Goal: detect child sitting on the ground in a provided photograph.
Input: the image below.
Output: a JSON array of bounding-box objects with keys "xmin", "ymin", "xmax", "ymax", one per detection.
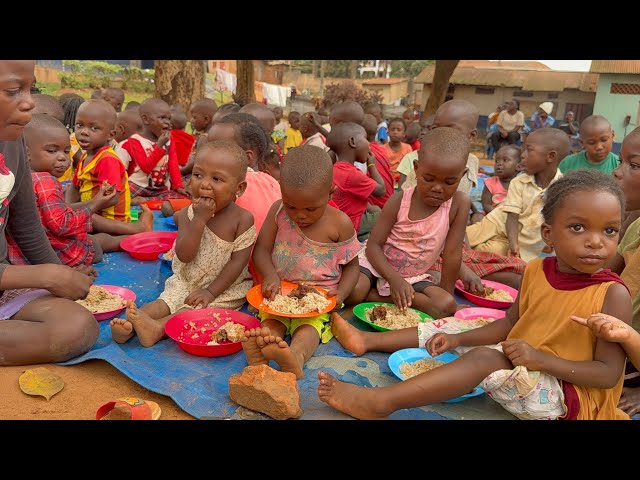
[
  {"xmin": 328, "ymin": 122, "xmax": 386, "ymax": 232},
  {"xmin": 466, "ymin": 128, "xmax": 568, "ymax": 261},
  {"xmin": 7, "ymin": 115, "xmax": 151, "ymax": 266},
  {"xmin": 180, "ymin": 98, "xmax": 218, "ymax": 177},
  {"xmin": 470, "ymin": 145, "xmax": 520, "ymax": 224},
  {"xmin": 116, "ymin": 98, "xmax": 189, "ymax": 205},
  {"xmin": 65, "ymin": 100, "xmax": 133, "ymax": 223},
  {"xmin": 559, "ymin": 115, "xmax": 618, "ymax": 174},
  {"xmin": 345, "ymin": 127, "xmax": 470, "ymax": 319},
  {"xmin": 114, "ymin": 111, "xmax": 142, "ymax": 144},
  {"xmin": 383, "ymin": 117, "xmax": 413, "ymax": 182},
  {"xmin": 241, "ymin": 145, "xmax": 362, "ymax": 379},
  {"xmin": 321, "ymin": 169, "xmax": 631, "ymax": 420},
  {"xmin": 110, "ymin": 141, "xmax": 256, "ymax": 347}
]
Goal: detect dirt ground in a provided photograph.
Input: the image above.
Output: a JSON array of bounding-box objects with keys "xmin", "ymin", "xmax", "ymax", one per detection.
[{"xmin": 0, "ymin": 360, "xmax": 193, "ymax": 420}]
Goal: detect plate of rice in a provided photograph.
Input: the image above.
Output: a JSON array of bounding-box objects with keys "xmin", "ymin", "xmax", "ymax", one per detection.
[
  {"xmin": 352, "ymin": 302, "xmax": 432, "ymax": 332},
  {"xmin": 246, "ymin": 281, "xmax": 337, "ymax": 318},
  {"xmin": 75, "ymin": 285, "xmax": 136, "ymax": 321},
  {"xmin": 388, "ymin": 348, "xmax": 484, "ymax": 403},
  {"xmin": 454, "ymin": 279, "xmax": 517, "ymax": 309}
]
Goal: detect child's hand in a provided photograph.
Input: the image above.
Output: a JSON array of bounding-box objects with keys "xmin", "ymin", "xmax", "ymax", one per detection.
[
  {"xmin": 427, "ymin": 333, "xmax": 459, "ymax": 357},
  {"xmin": 502, "ymin": 339, "xmax": 544, "ymax": 371},
  {"xmin": 192, "ymin": 196, "xmax": 216, "ymax": 221},
  {"xmin": 389, "ymin": 278, "xmax": 414, "ymax": 311},
  {"xmin": 462, "ymin": 273, "xmax": 484, "ymax": 295},
  {"xmin": 74, "ymin": 265, "xmax": 98, "ymax": 278},
  {"xmin": 175, "ymin": 187, "xmax": 191, "ymax": 198},
  {"xmin": 184, "ymin": 289, "xmax": 214, "ymax": 309},
  {"xmin": 326, "ymin": 289, "xmax": 344, "ymax": 310},
  {"xmin": 157, "ymin": 131, "xmax": 171, "ymax": 148},
  {"xmin": 508, "ymin": 245, "xmax": 520, "ymax": 258},
  {"xmin": 92, "ymin": 183, "xmax": 117, "ymax": 210},
  {"xmin": 303, "ymin": 112, "xmax": 320, "ymax": 126},
  {"xmin": 262, "ymin": 274, "xmax": 281, "ymax": 300},
  {"xmin": 571, "ymin": 313, "xmax": 633, "ymax": 343}
]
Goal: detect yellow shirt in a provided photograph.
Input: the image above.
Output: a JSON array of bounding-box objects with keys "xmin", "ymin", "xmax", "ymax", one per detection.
[
  {"xmin": 283, "ymin": 127, "xmax": 302, "ymax": 154},
  {"xmin": 485, "ymin": 169, "xmax": 562, "ymax": 262},
  {"xmin": 58, "ymin": 132, "xmax": 81, "ymax": 182},
  {"xmin": 510, "ymin": 258, "xmax": 627, "ymax": 420},
  {"xmin": 618, "ymin": 216, "xmax": 640, "ymax": 330}
]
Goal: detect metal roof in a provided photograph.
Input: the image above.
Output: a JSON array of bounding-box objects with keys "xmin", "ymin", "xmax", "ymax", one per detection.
[{"xmin": 415, "ymin": 65, "xmax": 598, "ymax": 92}]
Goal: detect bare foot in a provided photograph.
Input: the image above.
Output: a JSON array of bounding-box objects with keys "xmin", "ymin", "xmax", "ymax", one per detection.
[
  {"xmin": 126, "ymin": 302, "xmax": 165, "ymax": 347},
  {"xmin": 330, "ymin": 312, "xmax": 367, "ymax": 356},
  {"xmin": 136, "ymin": 204, "xmax": 154, "ymax": 232},
  {"xmin": 130, "ymin": 196, "xmax": 146, "ymax": 206},
  {"xmin": 110, "ymin": 318, "xmax": 134, "ymax": 344},
  {"xmin": 317, "ymin": 371, "xmax": 389, "ymax": 419},
  {"xmin": 240, "ymin": 327, "xmax": 270, "ymax": 366},
  {"xmin": 619, "ymin": 387, "xmax": 640, "ymax": 416},
  {"xmin": 260, "ymin": 335, "xmax": 304, "ymax": 379}
]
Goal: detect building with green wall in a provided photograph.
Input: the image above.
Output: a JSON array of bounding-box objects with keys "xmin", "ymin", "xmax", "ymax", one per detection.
[{"xmin": 591, "ymin": 61, "xmax": 640, "ymax": 153}]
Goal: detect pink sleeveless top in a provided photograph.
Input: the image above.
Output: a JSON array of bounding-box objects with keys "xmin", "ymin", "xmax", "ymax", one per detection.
[
  {"xmin": 359, "ymin": 187, "xmax": 452, "ymax": 296},
  {"xmin": 271, "ymin": 204, "xmax": 363, "ymax": 290},
  {"xmin": 484, "ymin": 176, "xmax": 508, "ymax": 208}
]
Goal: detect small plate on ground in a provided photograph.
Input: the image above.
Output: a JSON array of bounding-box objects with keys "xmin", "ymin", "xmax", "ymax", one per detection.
[
  {"xmin": 454, "ymin": 279, "xmax": 517, "ymax": 309},
  {"xmin": 352, "ymin": 302, "xmax": 432, "ymax": 332},
  {"xmin": 454, "ymin": 307, "xmax": 506, "ymax": 321},
  {"xmin": 388, "ymin": 348, "xmax": 484, "ymax": 403},
  {"xmin": 120, "ymin": 231, "xmax": 178, "ymax": 261},
  {"xmin": 246, "ymin": 281, "xmax": 336, "ymax": 318},
  {"xmin": 84, "ymin": 285, "xmax": 136, "ymax": 321}
]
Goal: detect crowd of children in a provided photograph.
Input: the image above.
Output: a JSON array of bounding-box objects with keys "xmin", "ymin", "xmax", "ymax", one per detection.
[{"xmin": 5, "ymin": 59, "xmax": 640, "ymax": 420}]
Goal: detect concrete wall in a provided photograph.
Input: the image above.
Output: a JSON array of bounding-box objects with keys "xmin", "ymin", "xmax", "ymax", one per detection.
[
  {"xmin": 593, "ymin": 73, "xmax": 640, "ymax": 146},
  {"xmin": 34, "ymin": 66, "xmax": 60, "ymax": 84},
  {"xmin": 363, "ymin": 81, "xmax": 409, "ymax": 104},
  {"xmin": 419, "ymin": 84, "xmax": 595, "ymax": 121},
  {"xmin": 282, "ymin": 72, "xmax": 364, "ymax": 95}
]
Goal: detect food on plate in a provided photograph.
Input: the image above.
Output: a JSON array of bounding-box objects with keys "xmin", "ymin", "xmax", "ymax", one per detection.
[
  {"xmin": 481, "ymin": 287, "xmax": 514, "ymax": 302},
  {"xmin": 400, "ymin": 358, "xmax": 445, "ymax": 379},
  {"xmin": 262, "ymin": 284, "xmax": 330, "ymax": 314},
  {"xmin": 76, "ymin": 286, "xmax": 126, "ymax": 313},
  {"xmin": 365, "ymin": 304, "xmax": 422, "ymax": 330},
  {"xmin": 206, "ymin": 321, "xmax": 246, "ymax": 345}
]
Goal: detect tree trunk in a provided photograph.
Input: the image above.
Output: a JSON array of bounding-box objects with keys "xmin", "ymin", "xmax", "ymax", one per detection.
[
  {"xmin": 350, "ymin": 60, "xmax": 358, "ymax": 79},
  {"xmin": 312, "ymin": 60, "xmax": 318, "ymax": 78},
  {"xmin": 319, "ymin": 60, "xmax": 326, "ymax": 96},
  {"xmin": 423, "ymin": 60, "xmax": 459, "ymax": 116},
  {"xmin": 236, "ymin": 60, "xmax": 256, "ymax": 106},
  {"xmin": 154, "ymin": 60, "xmax": 205, "ymax": 114}
]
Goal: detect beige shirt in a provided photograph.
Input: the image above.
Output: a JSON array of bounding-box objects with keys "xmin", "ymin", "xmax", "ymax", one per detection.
[
  {"xmin": 485, "ymin": 169, "xmax": 562, "ymax": 262},
  {"xmin": 497, "ymin": 110, "xmax": 525, "ymax": 133},
  {"xmin": 400, "ymin": 153, "xmax": 479, "ymax": 196}
]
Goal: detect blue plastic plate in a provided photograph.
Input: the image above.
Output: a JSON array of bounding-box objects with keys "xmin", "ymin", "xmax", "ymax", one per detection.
[
  {"xmin": 388, "ymin": 348, "xmax": 484, "ymax": 403},
  {"xmin": 165, "ymin": 216, "xmax": 177, "ymax": 229}
]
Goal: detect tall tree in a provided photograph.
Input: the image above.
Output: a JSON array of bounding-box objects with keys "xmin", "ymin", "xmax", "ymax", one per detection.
[
  {"xmin": 154, "ymin": 60, "xmax": 205, "ymax": 114},
  {"xmin": 350, "ymin": 60, "xmax": 358, "ymax": 79},
  {"xmin": 319, "ymin": 60, "xmax": 326, "ymax": 96},
  {"xmin": 236, "ymin": 60, "xmax": 256, "ymax": 105},
  {"xmin": 423, "ymin": 60, "xmax": 459, "ymax": 116}
]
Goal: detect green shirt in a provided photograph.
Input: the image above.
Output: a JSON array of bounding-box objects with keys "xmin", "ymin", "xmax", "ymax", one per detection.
[{"xmin": 558, "ymin": 151, "xmax": 619, "ymax": 174}]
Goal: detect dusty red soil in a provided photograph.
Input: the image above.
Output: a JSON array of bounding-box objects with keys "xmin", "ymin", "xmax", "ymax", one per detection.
[{"xmin": 0, "ymin": 360, "xmax": 193, "ymax": 420}]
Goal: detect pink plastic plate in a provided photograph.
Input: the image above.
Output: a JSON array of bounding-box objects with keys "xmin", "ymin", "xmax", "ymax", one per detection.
[
  {"xmin": 454, "ymin": 307, "xmax": 506, "ymax": 321},
  {"xmin": 455, "ymin": 279, "xmax": 518, "ymax": 309},
  {"xmin": 91, "ymin": 285, "xmax": 136, "ymax": 321}
]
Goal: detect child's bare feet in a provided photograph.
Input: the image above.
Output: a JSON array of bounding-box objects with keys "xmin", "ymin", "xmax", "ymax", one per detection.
[
  {"xmin": 240, "ymin": 327, "xmax": 270, "ymax": 366},
  {"xmin": 260, "ymin": 334, "xmax": 304, "ymax": 379},
  {"xmin": 136, "ymin": 204, "xmax": 154, "ymax": 232},
  {"xmin": 126, "ymin": 302, "xmax": 165, "ymax": 347},
  {"xmin": 110, "ymin": 318, "xmax": 134, "ymax": 344},
  {"xmin": 330, "ymin": 312, "xmax": 367, "ymax": 356},
  {"xmin": 317, "ymin": 371, "xmax": 389, "ymax": 419}
]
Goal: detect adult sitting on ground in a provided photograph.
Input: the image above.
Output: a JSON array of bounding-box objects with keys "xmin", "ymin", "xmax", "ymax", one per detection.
[{"xmin": 0, "ymin": 60, "xmax": 98, "ymax": 366}]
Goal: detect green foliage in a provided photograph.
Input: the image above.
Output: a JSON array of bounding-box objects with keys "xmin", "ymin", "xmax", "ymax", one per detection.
[
  {"xmin": 60, "ymin": 73, "xmax": 84, "ymax": 89},
  {"xmin": 292, "ymin": 60, "xmax": 312, "ymax": 74},
  {"xmin": 121, "ymin": 66, "xmax": 154, "ymax": 93},
  {"xmin": 390, "ymin": 60, "xmax": 433, "ymax": 78},
  {"xmin": 60, "ymin": 61, "xmax": 154, "ymax": 92},
  {"xmin": 322, "ymin": 80, "xmax": 384, "ymax": 108}
]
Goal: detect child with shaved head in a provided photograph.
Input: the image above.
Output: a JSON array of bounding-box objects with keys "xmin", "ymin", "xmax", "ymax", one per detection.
[
  {"xmin": 243, "ymin": 145, "xmax": 362, "ymax": 379},
  {"xmin": 559, "ymin": 115, "xmax": 618, "ymax": 174},
  {"xmin": 116, "ymin": 98, "xmax": 189, "ymax": 204},
  {"xmin": 328, "ymin": 122, "xmax": 387, "ymax": 232}
]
